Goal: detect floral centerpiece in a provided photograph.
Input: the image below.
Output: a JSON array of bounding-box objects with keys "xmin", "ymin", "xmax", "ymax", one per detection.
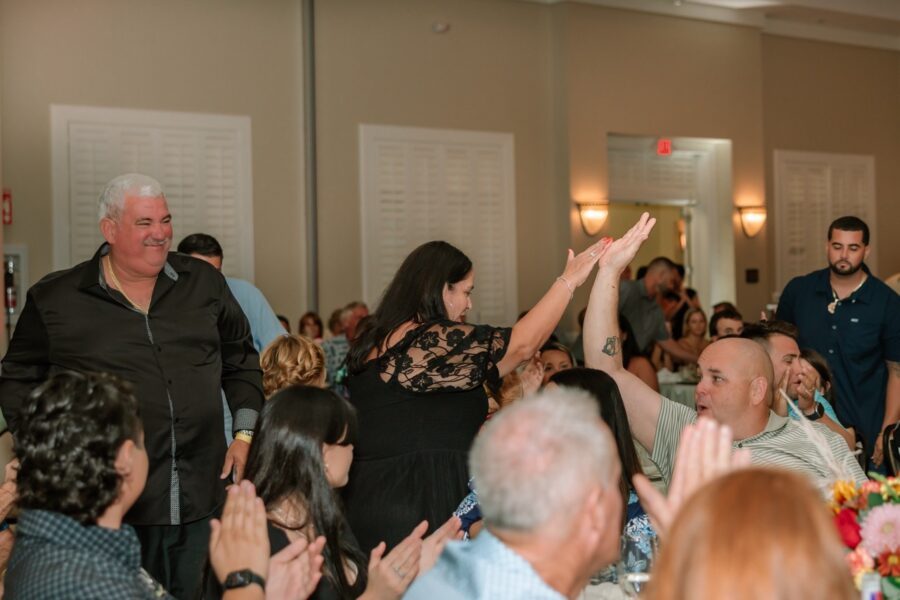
[{"xmin": 832, "ymin": 474, "xmax": 900, "ymax": 597}]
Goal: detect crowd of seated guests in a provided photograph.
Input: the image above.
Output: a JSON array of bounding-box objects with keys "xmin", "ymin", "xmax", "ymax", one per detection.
[{"xmin": 1, "ymin": 209, "xmax": 895, "ymax": 600}]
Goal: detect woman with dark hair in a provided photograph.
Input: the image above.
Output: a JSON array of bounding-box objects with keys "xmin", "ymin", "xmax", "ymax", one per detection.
[
  {"xmin": 550, "ymin": 369, "xmax": 646, "ymax": 525},
  {"xmin": 299, "ymin": 312, "xmax": 325, "ymax": 343},
  {"xmin": 239, "ymin": 385, "xmax": 457, "ymax": 600},
  {"xmin": 344, "ymin": 236, "xmax": 611, "ymax": 552}
]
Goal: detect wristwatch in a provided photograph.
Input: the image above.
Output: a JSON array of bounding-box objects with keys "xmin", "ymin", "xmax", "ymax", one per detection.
[
  {"xmin": 224, "ymin": 569, "xmax": 266, "ymax": 591},
  {"xmin": 803, "ymin": 402, "xmax": 825, "ymax": 422}
]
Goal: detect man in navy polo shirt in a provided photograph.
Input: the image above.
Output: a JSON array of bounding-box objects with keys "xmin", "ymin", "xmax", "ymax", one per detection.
[{"xmin": 777, "ymin": 216, "xmax": 900, "ymax": 467}]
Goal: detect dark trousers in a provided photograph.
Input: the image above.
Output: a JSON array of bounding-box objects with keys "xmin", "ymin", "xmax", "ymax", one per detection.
[{"xmin": 134, "ymin": 517, "xmax": 211, "ymax": 600}]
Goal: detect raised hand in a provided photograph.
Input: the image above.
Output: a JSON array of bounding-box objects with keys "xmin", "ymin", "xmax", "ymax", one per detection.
[
  {"xmin": 560, "ymin": 236, "xmax": 613, "ymax": 288},
  {"xmin": 209, "ymin": 480, "xmax": 270, "ymax": 585},
  {"xmin": 361, "ymin": 521, "xmax": 427, "ymax": 600},
  {"xmin": 420, "ymin": 516, "xmax": 462, "ymax": 575},
  {"xmin": 266, "ymin": 535, "xmax": 325, "ymax": 600},
  {"xmin": 596, "ymin": 212, "xmax": 656, "ymax": 275},
  {"xmin": 633, "ymin": 418, "xmax": 751, "ymax": 541}
]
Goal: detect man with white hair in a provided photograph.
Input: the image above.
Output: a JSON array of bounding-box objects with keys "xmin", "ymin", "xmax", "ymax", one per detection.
[
  {"xmin": 0, "ymin": 173, "xmax": 265, "ymax": 598},
  {"xmin": 404, "ymin": 387, "xmax": 623, "ymax": 599}
]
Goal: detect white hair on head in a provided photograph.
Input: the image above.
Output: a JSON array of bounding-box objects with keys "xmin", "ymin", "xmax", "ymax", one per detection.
[
  {"xmin": 471, "ymin": 386, "xmax": 616, "ymax": 532},
  {"xmin": 98, "ymin": 173, "xmax": 165, "ymax": 222}
]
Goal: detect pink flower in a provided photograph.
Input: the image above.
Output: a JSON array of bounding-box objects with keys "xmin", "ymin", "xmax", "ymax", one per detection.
[
  {"xmin": 847, "ymin": 547, "xmax": 875, "ymax": 577},
  {"xmin": 861, "ymin": 504, "xmax": 900, "ymax": 556}
]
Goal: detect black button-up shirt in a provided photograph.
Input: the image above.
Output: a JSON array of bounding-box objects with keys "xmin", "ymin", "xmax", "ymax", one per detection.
[
  {"xmin": 0, "ymin": 245, "xmax": 264, "ymax": 525},
  {"xmin": 776, "ymin": 267, "xmax": 900, "ymax": 451}
]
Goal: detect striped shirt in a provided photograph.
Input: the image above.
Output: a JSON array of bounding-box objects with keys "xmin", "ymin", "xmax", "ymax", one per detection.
[{"xmin": 652, "ymin": 397, "xmax": 867, "ymax": 489}]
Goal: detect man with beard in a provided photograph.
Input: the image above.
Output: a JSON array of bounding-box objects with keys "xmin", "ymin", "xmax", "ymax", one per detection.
[{"xmin": 777, "ymin": 216, "xmax": 900, "ymax": 468}]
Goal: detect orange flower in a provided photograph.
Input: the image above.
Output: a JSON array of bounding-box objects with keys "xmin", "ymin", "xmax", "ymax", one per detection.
[{"xmin": 878, "ymin": 551, "xmax": 900, "ymax": 577}]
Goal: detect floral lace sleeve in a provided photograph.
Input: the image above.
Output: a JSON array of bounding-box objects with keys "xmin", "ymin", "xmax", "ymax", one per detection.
[{"xmin": 380, "ymin": 321, "xmax": 512, "ymax": 392}]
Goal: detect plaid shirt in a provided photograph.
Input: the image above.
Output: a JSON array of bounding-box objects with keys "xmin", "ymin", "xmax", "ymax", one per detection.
[{"xmin": 5, "ymin": 510, "xmax": 173, "ymax": 599}]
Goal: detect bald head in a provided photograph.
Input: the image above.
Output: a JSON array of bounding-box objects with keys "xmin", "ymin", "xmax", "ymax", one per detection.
[{"xmin": 703, "ymin": 337, "xmax": 774, "ymax": 406}]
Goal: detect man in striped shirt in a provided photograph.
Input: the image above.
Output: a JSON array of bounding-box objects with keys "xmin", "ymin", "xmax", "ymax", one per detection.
[{"xmin": 583, "ymin": 214, "xmax": 866, "ymax": 489}]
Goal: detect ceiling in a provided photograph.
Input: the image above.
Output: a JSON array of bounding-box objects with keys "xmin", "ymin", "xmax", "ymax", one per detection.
[{"xmin": 537, "ymin": 0, "xmax": 900, "ymax": 49}]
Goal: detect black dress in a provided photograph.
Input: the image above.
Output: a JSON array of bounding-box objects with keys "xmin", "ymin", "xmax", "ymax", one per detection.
[{"xmin": 343, "ymin": 320, "xmax": 511, "ymax": 552}]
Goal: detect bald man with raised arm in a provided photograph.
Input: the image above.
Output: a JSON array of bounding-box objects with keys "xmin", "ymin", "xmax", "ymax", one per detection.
[{"xmin": 584, "ymin": 214, "xmax": 866, "ymax": 488}]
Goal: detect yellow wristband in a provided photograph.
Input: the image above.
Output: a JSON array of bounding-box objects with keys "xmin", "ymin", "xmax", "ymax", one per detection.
[{"xmin": 234, "ymin": 431, "xmax": 254, "ymax": 444}]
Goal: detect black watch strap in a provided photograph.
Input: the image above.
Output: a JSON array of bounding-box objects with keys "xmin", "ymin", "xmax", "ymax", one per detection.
[
  {"xmin": 224, "ymin": 569, "xmax": 266, "ymax": 591},
  {"xmin": 804, "ymin": 402, "xmax": 825, "ymax": 421}
]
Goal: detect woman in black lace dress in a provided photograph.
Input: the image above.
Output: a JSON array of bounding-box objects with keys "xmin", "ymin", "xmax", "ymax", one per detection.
[{"xmin": 343, "ymin": 237, "xmax": 611, "ymax": 552}]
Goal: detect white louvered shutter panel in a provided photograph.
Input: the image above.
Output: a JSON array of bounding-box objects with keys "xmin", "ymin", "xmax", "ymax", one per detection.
[
  {"xmin": 774, "ymin": 151, "xmax": 876, "ymax": 292},
  {"xmin": 360, "ymin": 125, "xmax": 517, "ymax": 326},
  {"xmin": 608, "ymin": 148, "xmax": 699, "ymax": 202},
  {"xmin": 52, "ymin": 106, "xmax": 253, "ymax": 279}
]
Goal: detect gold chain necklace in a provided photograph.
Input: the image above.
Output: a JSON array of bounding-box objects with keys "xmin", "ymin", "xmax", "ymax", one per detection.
[
  {"xmin": 827, "ymin": 274, "xmax": 867, "ymax": 314},
  {"xmin": 104, "ymin": 255, "xmax": 148, "ymax": 313}
]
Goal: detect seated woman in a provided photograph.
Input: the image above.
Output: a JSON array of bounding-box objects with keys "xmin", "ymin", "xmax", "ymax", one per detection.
[
  {"xmin": 239, "ymin": 385, "xmax": 459, "ymax": 600},
  {"xmin": 9, "ymin": 371, "xmax": 314, "ymax": 600},
  {"xmin": 260, "ymin": 334, "xmax": 327, "ymax": 396},
  {"xmin": 299, "ymin": 311, "xmax": 325, "ymax": 343},
  {"xmin": 674, "ymin": 307, "xmax": 709, "ymax": 365},
  {"xmin": 645, "ymin": 468, "xmax": 856, "ymax": 600},
  {"xmin": 454, "ymin": 367, "xmax": 654, "ymax": 553},
  {"xmin": 538, "ymin": 341, "xmax": 575, "ymax": 386}
]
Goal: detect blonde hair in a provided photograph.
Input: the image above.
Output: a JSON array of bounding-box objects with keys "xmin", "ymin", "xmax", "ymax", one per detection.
[
  {"xmin": 645, "ymin": 468, "xmax": 855, "ymax": 600},
  {"xmin": 260, "ymin": 335, "xmax": 326, "ymax": 397}
]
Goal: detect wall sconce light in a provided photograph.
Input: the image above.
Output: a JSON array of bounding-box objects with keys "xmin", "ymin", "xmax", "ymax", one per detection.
[
  {"xmin": 577, "ymin": 203, "xmax": 609, "ymax": 236},
  {"xmin": 738, "ymin": 206, "xmax": 767, "ymax": 238}
]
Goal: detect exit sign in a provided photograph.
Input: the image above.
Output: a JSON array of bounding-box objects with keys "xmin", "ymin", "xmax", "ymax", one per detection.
[{"xmin": 657, "ymin": 138, "xmax": 672, "ymax": 156}]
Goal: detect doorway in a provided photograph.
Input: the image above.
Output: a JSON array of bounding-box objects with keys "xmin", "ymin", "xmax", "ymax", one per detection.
[{"xmin": 606, "ymin": 134, "xmax": 736, "ymax": 311}]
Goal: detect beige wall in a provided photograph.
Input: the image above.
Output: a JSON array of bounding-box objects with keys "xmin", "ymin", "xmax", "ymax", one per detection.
[
  {"xmin": 761, "ymin": 34, "xmax": 900, "ymax": 286},
  {"xmin": 0, "ymin": 0, "xmax": 306, "ymax": 323},
  {"xmin": 315, "ymin": 0, "xmax": 561, "ymax": 320},
  {"xmin": 556, "ymin": 3, "xmax": 769, "ymax": 319},
  {"xmin": 2, "ymin": 0, "xmax": 897, "ymax": 338}
]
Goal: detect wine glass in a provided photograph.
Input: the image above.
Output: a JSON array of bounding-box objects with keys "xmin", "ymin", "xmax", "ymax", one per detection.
[{"xmin": 617, "ymin": 531, "xmax": 656, "ymax": 597}]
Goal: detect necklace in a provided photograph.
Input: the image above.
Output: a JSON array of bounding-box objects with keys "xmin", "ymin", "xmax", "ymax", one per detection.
[
  {"xmin": 105, "ymin": 255, "xmax": 148, "ymax": 313},
  {"xmin": 827, "ymin": 274, "xmax": 867, "ymax": 315}
]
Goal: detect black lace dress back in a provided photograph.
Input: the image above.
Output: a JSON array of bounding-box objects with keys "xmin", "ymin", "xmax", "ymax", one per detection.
[{"xmin": 342, "ymin": 320, "xmax": 511, "ymax": 552}]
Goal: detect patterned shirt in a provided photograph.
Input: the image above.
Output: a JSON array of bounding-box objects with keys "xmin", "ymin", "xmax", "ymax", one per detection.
[
  {"xmin": 651, "ymin": 397, "xmax": 867, "ymax": 490},
  {"xmin": 403, "ymin": 529, "xmax": 565, "ymax": 600},
  {"xmin": 322, "ymin": 334, "xmax": 351, "ymax": 398},
  {"xmin": 5, "ymin": 510, "xmax": 173, "ymax": 599}
]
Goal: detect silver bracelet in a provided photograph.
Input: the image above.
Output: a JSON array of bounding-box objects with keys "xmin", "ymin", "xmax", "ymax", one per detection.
[{"xmin": 556, "ymin": 276, "xmax": 575, "ymax": 298}]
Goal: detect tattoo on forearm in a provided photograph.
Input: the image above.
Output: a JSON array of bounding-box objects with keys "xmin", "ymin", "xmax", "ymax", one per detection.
[
  {"xmin": 602, "ymin": 336, "xmax": 621, "ymax": 357},
  {"xmin": 890, "ymin": 361, "xmax": 900, "ymax": 378}
]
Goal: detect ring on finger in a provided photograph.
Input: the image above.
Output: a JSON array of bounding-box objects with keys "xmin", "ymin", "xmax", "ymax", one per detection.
[{"xmin": 393, "ymin": 566, "xmax": 404, "ymax": 578}]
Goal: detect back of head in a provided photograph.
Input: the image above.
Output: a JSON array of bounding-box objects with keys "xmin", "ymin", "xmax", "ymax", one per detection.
[
  {"xmin": 646, "ymin": 468, "xmax": 856, "ymax": 600},
  {"xmin": 176, "ymin": 233, "xmax": 223, "ymax": 259},
  {"xmin": 98, "ymin": 173, "xmax": 164, "ymax": 221},
  {"xmin": 260, "ymin": 334, "xmax": 326, "ymax": 396},
  {"xmin": 828, "ymin": 215, "xmax": 870, "ymax": 245},
  {"xmin": 471, "ymin": 387, "xmax": 616, "ymax": 534},
  {"xmin": 348, "ymin": 241, "xmax": 471, "ymax": 372},
  {"xmin": 740, "ymin": 319, "xmax": 798, "ymax": 350},
  {"xmin": 646, "ymin": 256, "xmax": 677, "ymax": 276},
  {"xmin": 549, "ymin": 368, "xmax": 643, "ymax": 510},
  {"xmin": 15, "ymin": 371, "xmax": 142, "ymax": 524}
]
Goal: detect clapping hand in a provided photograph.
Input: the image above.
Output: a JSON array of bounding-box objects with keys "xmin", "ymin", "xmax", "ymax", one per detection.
[
  {"xmin": 420, "ymin": 516, "xmax": 462, "ymax": 575},
  {"xmin": 520, "ymin": 353, "xmax": 544, "ymax": 396},
  {"xmin": 267, "ymin": 535, "xmax": 325, "ymax": 600},
  {"xmin": 362, "ymin": 521, "xmax": 427, "ymax": 600},
  {"xmin": 209, "ymin": 480, "xmax": 270, "ymax": 586},
  {"xmin": 633, "ymin": 419, "xmax": 751, "ymax": 541},
  {"xmin": 596, "ymin": 213, "xmax": 656, "ymax": 275},
  {"xmin": 560, "ymin": 237, "xmax": 613, "ymax": 288}
]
